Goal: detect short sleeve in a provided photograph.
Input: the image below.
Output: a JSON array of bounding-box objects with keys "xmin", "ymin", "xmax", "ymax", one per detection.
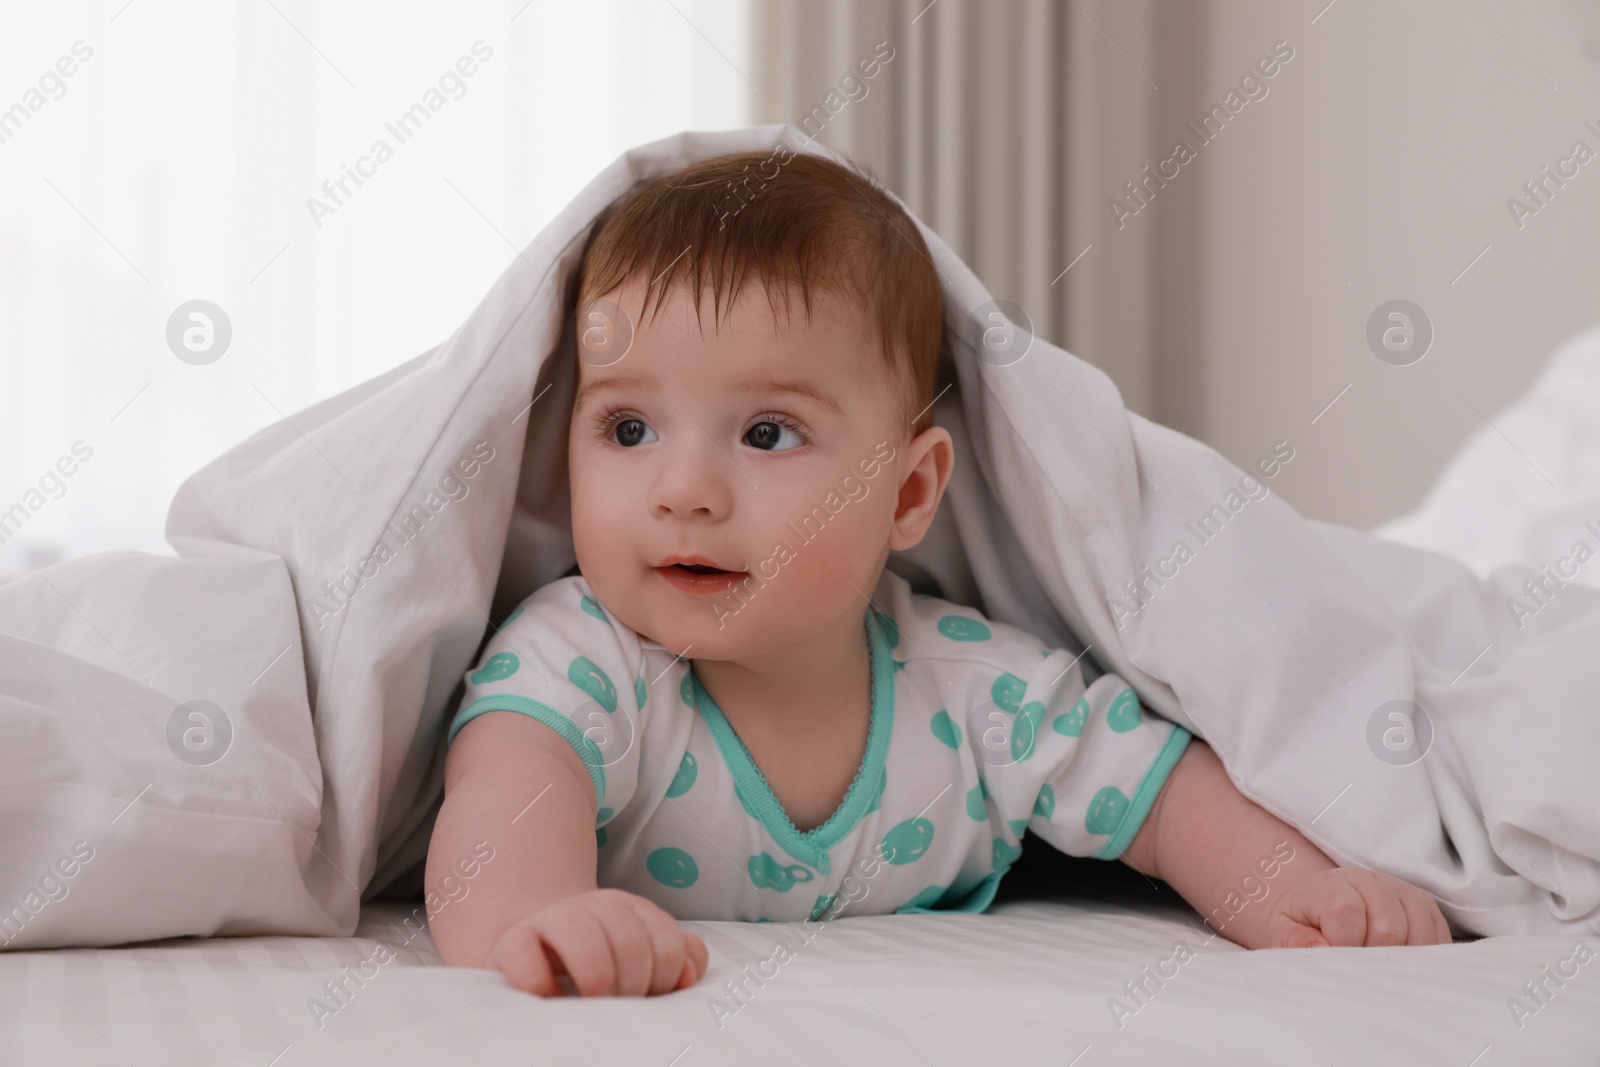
[
  {"xmin": 446, "ymin": 578, "xmax": 646, "ymax": 818},
  {"xmin": 976, "ymin": 651, "xmax": 1191, "ymax": 861}
]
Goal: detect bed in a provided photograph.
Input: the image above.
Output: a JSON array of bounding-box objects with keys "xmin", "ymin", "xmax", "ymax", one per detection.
[
  {"xmin": 5, "ymin": 855, "xmax": 1596, "ymax": 1065},
  {"xmin": 6, "ymin": 126, "xmax": 1600, "ymax": 1064}
]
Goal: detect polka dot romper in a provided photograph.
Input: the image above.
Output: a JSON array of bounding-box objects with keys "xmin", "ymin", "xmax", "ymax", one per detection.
[{"xmin": 447, "ymin": 568, "xmax": 1192, "ymax": 922}]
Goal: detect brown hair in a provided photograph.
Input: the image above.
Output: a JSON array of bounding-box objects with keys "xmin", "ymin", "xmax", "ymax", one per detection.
[{"xmin": 573, "ymin": 148, "xmax": 943, "ymax": 437}]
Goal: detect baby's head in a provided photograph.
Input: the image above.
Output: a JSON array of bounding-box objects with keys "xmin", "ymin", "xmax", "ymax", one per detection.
[{"xmin": 566, "ymin": 148, "xmax": 953, "ymax": 663}]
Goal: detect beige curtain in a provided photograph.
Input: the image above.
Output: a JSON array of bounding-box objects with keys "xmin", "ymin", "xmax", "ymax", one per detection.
[{"xmin": 753, "ymin": 0, "xmax": 1205, "ymax": 429}]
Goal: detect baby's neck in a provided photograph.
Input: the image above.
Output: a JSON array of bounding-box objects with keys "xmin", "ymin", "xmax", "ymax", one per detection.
[{"xmin": 691, "ymin": 608, "xmax": 872, "ymax": 734}]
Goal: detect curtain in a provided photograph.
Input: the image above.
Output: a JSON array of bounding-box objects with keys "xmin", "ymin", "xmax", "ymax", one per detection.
[{"xmin": 752, "ymin": 0, "xmax": 1206, "ymax": 427}]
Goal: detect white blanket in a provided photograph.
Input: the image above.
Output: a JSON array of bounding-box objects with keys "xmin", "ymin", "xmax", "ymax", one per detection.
[
  {"xmin": 1374, "ymin": 321, "xmax": 1600, "ymax": 584},
  {"xmin": 2, "ymin": 124, "xmax": 1598, "ymax": 949}
]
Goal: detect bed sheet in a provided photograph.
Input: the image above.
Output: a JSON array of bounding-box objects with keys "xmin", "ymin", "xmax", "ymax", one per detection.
[{"xmin": 3, "ymin": 897, "xmax": 1596, "ymax": 1066}]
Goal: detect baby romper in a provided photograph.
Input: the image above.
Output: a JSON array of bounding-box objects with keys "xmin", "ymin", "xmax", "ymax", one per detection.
[{"xmin": 447, "ymin": 568, "xmax": 1193, "ymax": 922}]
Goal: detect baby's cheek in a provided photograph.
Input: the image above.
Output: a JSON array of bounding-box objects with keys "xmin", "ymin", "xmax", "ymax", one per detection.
[
  {"xmin": 569, "ymin": 488, "xmax": 640, "ymax": 621},
  {"xmin": 759, "ymin": 504, "xmax": 885, "ymax": 604},
  {"xmin": 570, "ymin": 469, "xmax": 630, "ymax": 560}
]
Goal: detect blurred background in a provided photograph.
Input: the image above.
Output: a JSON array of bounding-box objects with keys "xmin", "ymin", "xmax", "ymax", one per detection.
[{"xmin": 3, "ymin": 0, "xmax": 1598, "ymax": 585}]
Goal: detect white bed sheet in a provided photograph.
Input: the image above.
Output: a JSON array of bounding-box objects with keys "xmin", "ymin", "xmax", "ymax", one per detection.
[{"xmin": 3, "ymin": 899, "xmax": 1596, "ymax": 1065}]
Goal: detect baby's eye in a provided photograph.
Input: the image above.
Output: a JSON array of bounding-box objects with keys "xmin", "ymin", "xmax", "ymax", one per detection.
[
  {"xmin": 611, "ymin": 417, "xmax": 657, "ymax": 447},
  {"xmin": 744, "ymin": 419, "xmax": 805, "ymax": 452}
]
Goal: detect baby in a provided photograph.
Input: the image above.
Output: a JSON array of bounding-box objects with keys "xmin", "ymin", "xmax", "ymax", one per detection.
[{"xmin": 426, "ymin": 149, "xmax": 1451, "ymax": 997}]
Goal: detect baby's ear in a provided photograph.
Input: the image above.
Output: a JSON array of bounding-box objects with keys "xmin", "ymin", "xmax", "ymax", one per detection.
[{"xmin": 888, "ymin": 426, "xmax": 955, "ymax": 551}]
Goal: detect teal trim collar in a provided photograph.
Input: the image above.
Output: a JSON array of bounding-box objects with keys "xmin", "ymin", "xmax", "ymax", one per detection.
[
  {"xmin": 1097, "ymin": 722, "xmax": 1193, "ymax": 860},
  {"xmin": 690, "ymin": 605, "xmax": 895, "ymax": 872}
]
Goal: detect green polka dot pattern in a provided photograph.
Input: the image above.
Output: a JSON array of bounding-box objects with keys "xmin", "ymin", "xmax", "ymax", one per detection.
[
  {"xmin": 991, "ymin": 672, "xmax": 1026, "ymax": 713},
  {"xmin": 881, "ymin": 817, "xmax": 934, "ymax": 864},
  {"xmin": 1085, "ymin": 786, "xmax": 1131, "ymax": 837},
  {"xmin": 966, "ymin": 782, "xmax": 988, "ymax": 821},
  {"xmin": 938, "ymin": 615, "xmax": 992, "ymax": 642},
  {"xmin": 1012, "ymin": 700, "xmax": 1046, "ymax": 762},
  {"xmin": 568, "ymin": 656, "xmax": 617, "ymax": 713},
  {"xmin": 1107, "ymin": 688, "xmax": 1143, "ymax": 732},
  {"xmin": 469, "ymin": 653, "xmax": 518, "ymax": 685},
  {"xmin": 1033, "ymin": 785, "xmax": 1055, "ymax": 819},
  {"xmin": 646, "ymin": 847, "xmax": 699, "ymax": 888},
  {"xmin": 749, "ymin": 852, "xmax": 814, "ymax": 891},
  {"xmin": 665, "ymin": 752, "xmax": 697, "ymax": 798},
  {"xmin": 1052, "ymin": 698, "xmax": 1088, "ymax": 737}
]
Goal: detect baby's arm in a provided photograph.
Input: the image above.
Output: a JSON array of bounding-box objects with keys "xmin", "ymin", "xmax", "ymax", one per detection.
[
  {"xmin": 1119, "ymin": 739, "xmax": 1451, "ymax": 948},
  {"xmin": 427, "ymin": 710, "xmax": 707, "ymax": 994}
]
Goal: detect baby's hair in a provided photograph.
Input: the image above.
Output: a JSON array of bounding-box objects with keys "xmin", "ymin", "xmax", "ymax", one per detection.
[{"xmin": 573, "ymin": 148, "xmax": 944, "ymax": 438}]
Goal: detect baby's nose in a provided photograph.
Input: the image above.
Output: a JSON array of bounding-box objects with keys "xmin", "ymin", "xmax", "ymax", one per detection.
[{"xmin": 649, "ymin": 443, "xmax": 736, "ymax": 519}]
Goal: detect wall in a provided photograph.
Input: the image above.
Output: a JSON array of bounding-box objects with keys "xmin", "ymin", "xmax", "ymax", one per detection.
[
  {"xmin": 1167, "ymin": 0, "xmax": 1600, "ymax": 528},
  {"xmin": 756, "ymin": 0, "xmax": 1600, "ymax": 528}
]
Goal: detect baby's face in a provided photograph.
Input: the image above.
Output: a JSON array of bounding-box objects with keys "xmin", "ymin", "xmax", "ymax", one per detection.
[{"xmin": 569, "ymin": 275, "xmax": 910, "ymax": 662}]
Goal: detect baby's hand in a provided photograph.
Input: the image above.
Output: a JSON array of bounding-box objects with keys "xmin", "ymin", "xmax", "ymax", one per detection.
[
  {"xmin": 1262, "ymin": 868, "xmax": 1451, "ymax": 948},
  {"xmin": 486, "ymin": 888, "xmax": 709, "ymax": 996}
]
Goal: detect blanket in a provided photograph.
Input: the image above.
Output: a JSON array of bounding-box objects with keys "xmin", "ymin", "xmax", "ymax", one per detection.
[{"xmin": 3, "ymin": 124, "xmax": 1598, "ymax": 949}]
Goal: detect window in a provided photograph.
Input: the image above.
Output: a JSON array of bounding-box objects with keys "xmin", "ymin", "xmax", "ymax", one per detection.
[{"xmin": 0, "ymin": 0, "xmax": 755, "ymax": 583}]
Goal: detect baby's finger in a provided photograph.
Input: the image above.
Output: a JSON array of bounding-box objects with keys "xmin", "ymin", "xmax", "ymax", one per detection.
[
  {"xmin": 540, "ymin": 908, "xmax": 619, "ymax": 996},
  {"xmin": 1275, "ymin": 921, "xmax": 1330, "ymax": 949},
  {"xmin": 488, "ymin": 923, "xmax": 562, "ymax": 998},
  {"xmin": 628, "ymin": 898, "xmax": 692, "ymax": 995},
  {"xmin": 1305, "ymin": 881, "xmax": 1368, "ymax": 946},
  {"xmin": 1397, "ymin": 888, "xmax": 1447, "ymax": 946},
  {"xmin": 684, "ymin": 932, "xmax": 709, "ymax": 982},
  {"xmin": 625, "ymin": 897, "xmax": 691, "ymax": 995},
  {"xmin": 669, "ymin": 937, "xmax": 710, "ymax": 991},
  {"xmin": 594, "ymin": 898, "xmax": 657, "ymax": 997},
  {"xmin": 1348, "ymin": 877, "xmax": 1408, "ymax": 947}
]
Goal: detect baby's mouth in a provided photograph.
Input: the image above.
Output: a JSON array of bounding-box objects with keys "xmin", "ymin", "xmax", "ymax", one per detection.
[{"xmin": 655, "ymin": 560, "xmax": 747, "ymax": 595}]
